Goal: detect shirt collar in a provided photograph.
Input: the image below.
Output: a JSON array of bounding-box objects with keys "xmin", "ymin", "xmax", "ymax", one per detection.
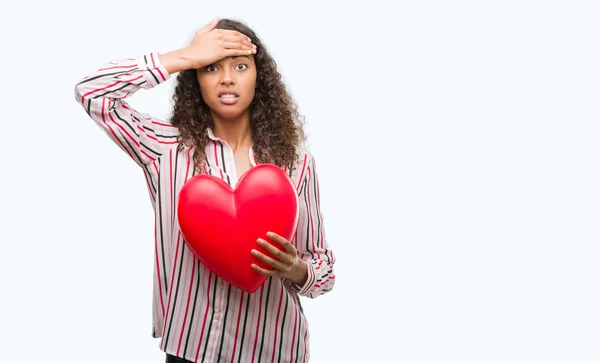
[
  {"xmin": 206, "ymin": 127, "xmax": 257, "ymax": 166},
  {"xmin": 206, "ymin": 127, "xmax": 221, "ymax": 141}
]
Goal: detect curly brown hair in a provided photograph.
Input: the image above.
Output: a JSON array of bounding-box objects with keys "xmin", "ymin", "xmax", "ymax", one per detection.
[{"xmin": 170, "ymin": 18, "xmax": 305, "ymax": 175}]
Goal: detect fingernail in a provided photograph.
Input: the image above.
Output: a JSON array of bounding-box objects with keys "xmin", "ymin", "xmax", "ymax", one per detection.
[{"xmin": 266, "ymin": 232, "xmax": 273, "ymax": 237}]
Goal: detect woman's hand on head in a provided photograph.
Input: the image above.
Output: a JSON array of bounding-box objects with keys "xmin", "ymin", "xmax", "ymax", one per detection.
[{"xmin": 183, "ymin": 18, "xmax": 257, "ymax": 70}]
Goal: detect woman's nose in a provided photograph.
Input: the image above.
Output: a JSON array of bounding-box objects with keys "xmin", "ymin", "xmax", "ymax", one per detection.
[{"xmin": 220, "ymin": 70, "xmax": 234, "ymax": 85}]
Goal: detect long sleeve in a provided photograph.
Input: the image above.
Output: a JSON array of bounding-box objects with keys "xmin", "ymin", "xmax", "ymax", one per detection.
[
  {"xmin": 286, "ymin": 153, "xmax": 336, "ymax": 298},
  {"xmin": 74, "ymin": 52, "xmax": 180, "ymax": 168}
]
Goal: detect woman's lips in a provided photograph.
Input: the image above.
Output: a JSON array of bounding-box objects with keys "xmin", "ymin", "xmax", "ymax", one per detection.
[{"xmin": 218, "ymin": 93, "xmax": 239, "ymax": 105}]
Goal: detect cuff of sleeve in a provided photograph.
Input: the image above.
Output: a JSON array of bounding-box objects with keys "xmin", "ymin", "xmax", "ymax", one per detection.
[
  {"xmin": 136, "ymin": 52, "xmax": 170, "ymax": 88},
  {"xmin": 288, "ymin": 260, "xmax": 316, "ymax": 295}
]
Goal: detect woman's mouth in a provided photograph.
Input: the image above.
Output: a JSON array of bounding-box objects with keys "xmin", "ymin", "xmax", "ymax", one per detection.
[{"xmin": 218, "ymin": 92, "xmax": 239, "ymax": 105}]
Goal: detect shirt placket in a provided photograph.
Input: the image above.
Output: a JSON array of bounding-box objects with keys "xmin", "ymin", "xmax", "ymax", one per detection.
[{"xmin": 211, "ymin": 141, "xmax": 257, "ymax": 188}]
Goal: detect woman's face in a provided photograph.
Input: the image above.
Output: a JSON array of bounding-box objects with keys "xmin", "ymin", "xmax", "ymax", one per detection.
[{"xmin": 196, "ymin": 55, "xmax": 257, "ymax": 121}]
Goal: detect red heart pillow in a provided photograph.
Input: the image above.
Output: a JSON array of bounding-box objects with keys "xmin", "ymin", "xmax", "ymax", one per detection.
[{"xmin": 177, "ymin": 164, "xmax": 299, "ymax": 293}]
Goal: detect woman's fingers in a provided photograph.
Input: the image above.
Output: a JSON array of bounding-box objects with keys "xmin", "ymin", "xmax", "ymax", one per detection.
[
  {"xmin": 217, "ymin": 29, "xmax": 251, "ymax": 42},
  {"xmin": 222, "ymin": 48, "xmax": 256, "ymax": 58},
  {"xmin": 251, "ymin": 249, "xmax": 292, "ymax": 272},
  {"xmin": 251, "ymin": 263, "xmax": 277, "ymax": 276},
  {"xmin": 186, "ymin": 25, "xmax": 255, "ymax": 69},
  {"xmin": 220, "ymin": 41, "xmax": 254, "ymax": 52},
  {"xmin": 220, "ymin": 35, "xmax": 254, "ymax": 50},
  {"xmin": 266, "ymin": 232, "xmax": 297, "ymax": 255},
  {"xmin": 197, "ymin": 17, "xmax": 220, "ymax": 35},
  {"xmin": 256, "ymin": 239, "xmax": 294, "ymax": 264},
  {"xmin": 216, "ymin": 39, "xmax": 255, "ymax": 58}
]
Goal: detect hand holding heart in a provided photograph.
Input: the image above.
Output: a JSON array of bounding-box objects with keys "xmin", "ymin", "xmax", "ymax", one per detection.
[
  {"xmin": 252, "ymin": 232, "xmax": 308, "ymax": 286},
  {"xmin": 177, "ymin": 164, "xmax": 300, "ymax": 293}
]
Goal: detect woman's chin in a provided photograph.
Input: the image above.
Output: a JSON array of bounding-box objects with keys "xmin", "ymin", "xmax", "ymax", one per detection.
[{"xmin": 213, "ymin": 106, "xmax": 250, "ymax": 122}]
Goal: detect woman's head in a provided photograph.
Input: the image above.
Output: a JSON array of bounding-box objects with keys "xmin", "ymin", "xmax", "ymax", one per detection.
[{"xmin": 171, "ymin": 18, "xmax": 305, "ymax": 174}]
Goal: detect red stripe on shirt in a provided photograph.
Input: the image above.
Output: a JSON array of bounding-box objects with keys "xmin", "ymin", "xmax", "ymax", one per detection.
[
  {"xmin": 175, "ymin": 149, "xmax": 194, "ymax": 355},
  {"xmin": 214, "ymin": 142, "xmax": 225, "ymax": 180},
  {"xmin": 289, "ymin": 305, "xmax": 298, "ymax": 363},
  {"xmin": 176, "ymin": 261, "xmax": 196, "ymax": 356},
  {"xmin": 250, "ymin": 285, "xmax": 265, "ymax": 362},
  {"xmin": 150, "ymin": 52, "xmax": 167, "ymax": 81},
  {"xmin": 270, "ymin": 287, "xmax": 285, "ymax": 363},
  {"xmin": 100, "ymin": 98, "xmax": 135, "ymax": 160},
  {"xmin": 229, "ymin": 292, "xmax": 245, "ymax": 363},
  {"xmin": 141, "ymin": 149, "xmax": 157, "ymax": 162},
  {"xmin": 195, "ymin": 272, "xmax": 214, "ymax": 362},
  {"xmin": 296, "ymin": 154, "xmax": 308, "ymax": 190},
  {"xmin": 142, "ymin": 169, "xmax": 156, "ymax": 203},
  {"xmin": 97, "ymin": 63, "xmax": 136, "ymax": 71},
  {"xmin": 154, "ymin": 221, "xmax": 165, "ymax": 315},
  {"xmin": 81, "ymin": 80, "xmax": 122, "ymax": 102},
  {"xmin": 161, "ymin": 231, "xmax": 183, "ymax": 340},
  {"xmin": 302, "ymin": 329, "xmax": 309, "ymax": 363},
  {"xmin": 108, "ymin": 111, "xmax": 139, "ymax": 147},
  {"xmin": 307, "ymin": 168, "xmax": 316, "ymax": 253},
  {"xmin": 149, "ymin": 118, "xmax": 178, "ymax": 128}
]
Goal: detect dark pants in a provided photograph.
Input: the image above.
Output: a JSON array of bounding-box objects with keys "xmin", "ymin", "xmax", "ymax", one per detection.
[{"xmin": 166, "ymin": 353, "xmax": 194, "ymax": 363}]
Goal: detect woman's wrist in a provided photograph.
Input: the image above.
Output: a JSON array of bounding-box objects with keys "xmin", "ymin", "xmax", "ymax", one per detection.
[
  {"xmin": 158, "ymin": 48, "xmax": 194, "ymax": 75},
  {"xmin": 286, "ymin": 259, "xmax": 308, "ymax": 287}
]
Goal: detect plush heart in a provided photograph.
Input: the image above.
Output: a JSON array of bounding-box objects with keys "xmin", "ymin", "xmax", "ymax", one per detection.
[{"xmin": 177, "ymin": 164, "xmax": 299, "ymax": 293}]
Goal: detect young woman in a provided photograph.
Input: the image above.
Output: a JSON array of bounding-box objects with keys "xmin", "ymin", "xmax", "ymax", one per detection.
[{"xmin": 74, "ymin": 18, "xmax": 335, "ymax": 363}]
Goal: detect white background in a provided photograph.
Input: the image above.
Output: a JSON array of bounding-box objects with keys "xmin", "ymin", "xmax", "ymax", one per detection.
[{"xmin": 1, "ymin": 0, "xmax": 599, "ymax": 362}]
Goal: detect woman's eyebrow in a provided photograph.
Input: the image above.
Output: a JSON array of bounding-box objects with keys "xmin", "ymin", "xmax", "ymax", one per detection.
[{"xmin": 211, "ymin": 55, "xmax": 252, "ymax": 66}]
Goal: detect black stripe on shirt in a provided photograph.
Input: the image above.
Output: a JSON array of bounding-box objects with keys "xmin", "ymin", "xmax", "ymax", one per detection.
[
  {"xmin": 294, "ymin": 294, "xmax": 303, "ymax": 363},
  {"xmin": 75, "ymin": 66, "xmax": 139, "ymax": 86},
  {"xmin": 156, "ymin": 166, "xmax": 169, "ymax": 298},
  {"xmin": 300, "ymin": 179, "xmax": 315, "ymax": 260},
  {"xmin": 172, "ymin": 150, "xmax": 179, "ymax": 227},
  {"xmin": 218, "ymin": 141, "xmax": 231, "ymax": 186},
  {"xmin": 140, "ymin": 124, "xmax": 179, "ymax": 138},
  {"xmin": 310, "ymin": 164, "xmax": 332, "ymax": 265},
  {"xmin": 91, "ymin": 81, "xmax": 137, "ymax": 99},
  {"xmin": 312, "ymin": 166, "xmax": 323, "ymax": 251},
  {"xmin": 117, "ymin": 127, "xmax": 153, "ymax": 184},
  {"xmin": 276, "ymin": 291, "xmax": 290, "ymax": 363},
  {"xmin": 163, "ymin": 244, "xmax": 187, "ymax": 348},
  {"xmin": 113, "ymin": 109, "xmax": 138, "ymax": 139},
  {"xmin": 257, "ymin": 277, "xmax": 273, "ymax": 362},
  {"xmin": 201, "ymin": 274, "xmax": 219, "ymax": 362},
  {"xmin": 204, "ymin": 155, "xmax": 212, "ymax": 175},
  {"xmin": 216, "ymin": 285, "xmax": 233, "ymax": 361},
  {"xmin": 183, "ymin": 260, "xmax": 202, "ymax": 357},
  {"xmin": 140, "ymin": 142, "xmax": 161, "ymax": 156},
  {"xmin": 144, "ymin": 54, "xmax": 160, "ymax": 84},
  {"xmin": 236, "ymin": 293, "xmax": 251, "ymax": 363}
]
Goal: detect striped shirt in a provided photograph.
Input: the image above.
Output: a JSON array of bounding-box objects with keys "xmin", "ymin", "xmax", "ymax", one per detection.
[{"xmin": 74, "ymin": 52, "xmax": 335, "ymax": 363}]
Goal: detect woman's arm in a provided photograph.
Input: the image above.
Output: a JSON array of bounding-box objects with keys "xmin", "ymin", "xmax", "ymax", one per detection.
[
  {"xmin": 73, "ymin": 18, "xmax": 255, "ymax": 168},
  {"xmin": 286, "ymin": 152, "xmax": 336, "ymax": 298},
  {"xmin": 74, "ymin": 51, "xmax": 181, "ymax": 167}
]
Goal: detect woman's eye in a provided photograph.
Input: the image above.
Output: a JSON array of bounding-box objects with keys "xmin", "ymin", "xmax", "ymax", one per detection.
[
  {"xmin": 236, "ymin": 63, "xmax": 248, "ymax": 70},
  {"xmin": 206, "ymin": 65, "xmax": 217, "ymax": 72}
]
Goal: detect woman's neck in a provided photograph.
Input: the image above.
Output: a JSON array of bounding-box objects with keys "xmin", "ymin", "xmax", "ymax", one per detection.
[{"xmin": 211, "ymin": 111, "xmax": 253, "ymax": 152}]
